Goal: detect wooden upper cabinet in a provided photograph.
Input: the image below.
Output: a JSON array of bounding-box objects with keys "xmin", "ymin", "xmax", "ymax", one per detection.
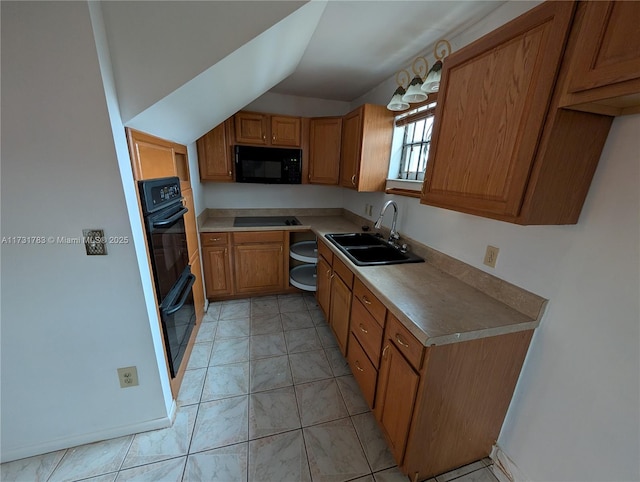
[
  {"xmin": 271, "ymin": 115, "xmax": 301, "ymax": 147},
  {"xmin": 234, "ymin": 111, "xmax": 301, "ymax": 147},
  {"xmin": 340, "ymin": 104, "xmax": 393, "ymax": 192},
  {"xmin": 234, "ymin": 112, "xmax": 269, "ymax": 145},
  {"xmin": 127, "ymin": 128, "xmax": 191, "ymax": 190},
  {"xmin": 560, "ymin": 1, "xmax": 640, "ymax": 116},
  {"xmin": 309, "ymin": 117, "xmax": 342, "ymax": 185},
  {"xmin": 197, "ymin": 119, "xmax": 234, "ymax": 182},
  {"xmin": 421, "ymin": 1, "xmax": 613, "ymax": 225}
]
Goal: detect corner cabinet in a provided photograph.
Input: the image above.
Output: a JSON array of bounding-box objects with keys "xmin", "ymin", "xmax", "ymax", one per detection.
[
  {"xmin": 421, "ymin": 1, "xmax": 614, "ymax": 225},
  {"xmin": 197, "ymin": 119, "xmax": 234, "ymax": 181},
  {"xmin": 559, "ymin": 1, "xmax": 640, "ymax": 116},
  {"xmin": 340, "ymin": 104, "xmax": 394, "ymax": 192}
]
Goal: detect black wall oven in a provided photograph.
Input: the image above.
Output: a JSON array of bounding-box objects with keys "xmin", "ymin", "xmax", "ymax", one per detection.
[{"xmin": 139, "ymin": 177, "xmax": 196, "ymax": 378}]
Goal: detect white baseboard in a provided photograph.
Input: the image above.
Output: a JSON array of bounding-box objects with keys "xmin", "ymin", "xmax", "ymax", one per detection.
[
  {"xmin": 1, "ymin": 407, "xmax": 174, "ymax": 464},
  {"xmin": 491, "ymin": 444, "xmax": 530, "ymax": 482}
]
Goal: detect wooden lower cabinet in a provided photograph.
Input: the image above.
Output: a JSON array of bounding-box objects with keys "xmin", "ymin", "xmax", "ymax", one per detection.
[
  {"xmin": 329, "ymin": 272, "xmax": 351, "ymax": 355},
  {"xmin": 202, "ymin": 245, "xmax": 234, "ymax": 298},
  {"xmin": 232, "ymin": 231, "xmax": 285, "ymax": 295},
  {"xmin": 316, "ymin": 255, "xmax": 332, "ymax": 318},
  {"xmin": 375, "ymin": 342, "xmax": 419, "ymax": 463},
  {"xmin": 190, "ymin": 250, "xmax": 205, "ymax": 322}
]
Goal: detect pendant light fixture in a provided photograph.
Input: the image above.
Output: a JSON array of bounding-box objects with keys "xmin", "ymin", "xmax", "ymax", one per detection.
[
  {"xmin": 421, "ymin": 39, "xmax": 451, "ymax": 93},
  {"xmin": 386, "ymin": 70, "xmax": 410, "ymax": 111},
  {"xmin": 402, "ymin": 57, "xmax": 428, "ymax": 103}
]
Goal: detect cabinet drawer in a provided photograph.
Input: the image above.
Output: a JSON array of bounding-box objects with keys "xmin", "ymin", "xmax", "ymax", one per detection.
[
  {"xmin": 353, "ymin": 278, "xmax": 386, "ymax": 327},
  {"xmin": 233, "ymin": 231, "xmax": 283, "ymax": 244},
  {"xmin": 351, "ymin": 297, "xmax": 383, "ymax": 368},
  {"xmin": 333, "ymin": 257, "xmax": 354, "ymax": 288},
  {"xmin": 347, "ymin": 333, "xmax": 377, "ymax": 408},
  {"xmin": 317, "ymin": 239, "xmax": 333, "ymax": 264},
  {"xmin": 386, "ymin": 312, "xmax": 424, "ymax": 371},
  {"xmin": 201, "ymin": 232, "xmax": 229, "ymax": 246}
]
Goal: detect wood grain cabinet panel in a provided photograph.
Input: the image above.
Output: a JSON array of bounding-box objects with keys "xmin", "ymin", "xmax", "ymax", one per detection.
[
  {"xmin": 197, "ymin": 119, "xmax": 234, "ymax": 181},
  {"xmin": 233, "ymin": 232, "xmax": 285, "ymax": 295},
  {"xmin": 560, "ymin": 1, "xmax": 640, "ymax": 115},
  {"xmin": 347, "ymin": 333, "xmax": 378, "ymax": 408},
  {"xmin": 271, "ymin": 115, "xmax": 301, "ymax": 147},
  {"xmin": 316, "ymin": 254, "xmax": 332, "ymax": 319},
  {"xmin": 329, "ymin": 272, "xmax": 352, "ymax": 355},
  {"xmin": 340, "ymin": 104, "xmax": 394, "ymax": 192},
  {"xmin": 375, "ymin": 341, "xmax": 420, "ymax": 464},
  {"xmin": 309, "ymin": 117, "xmax": 342, "ymax": 185},
  {"xmin": 234, "ymin": 112, "xmax": 269, "ymax": 145},
  {"xmin": 202, "ymin": 240, "xmax": 234, "ymax": 298},
  {"xmin": 190, "ymin": 250, "xmax": 205, "ymax": 323}
]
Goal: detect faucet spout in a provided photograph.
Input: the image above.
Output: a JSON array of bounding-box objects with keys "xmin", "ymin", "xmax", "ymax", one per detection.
[{"xmin": 374, "ymin": 200, "xmax": 399, "ymax": 242}]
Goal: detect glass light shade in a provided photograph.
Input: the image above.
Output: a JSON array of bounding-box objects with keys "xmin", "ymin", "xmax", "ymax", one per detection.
[
  {"xmin": 402, "ymin": 76, "xmax": 427, "ymax": 103},
  {"xmin": 387, "ymin": 86, "xmax": 409, "ymax": 111},
  {"xmin": 421, "ymin": 60, "xmax": 443, "ymax": 93}
]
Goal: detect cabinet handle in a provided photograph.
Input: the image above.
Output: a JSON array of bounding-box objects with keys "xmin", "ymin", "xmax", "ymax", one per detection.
[
  {"xmin": 228, "ymin": 170, "xmax": 232, "ymax": 176},
  {"xmin": 395, "ymin": 334, "xmax": 409, "ymax": 348},
  {"xmin": 263, "ymin": 135, "xmax": 266, "ymax": 140},
  {"xmin": 382, "ymin": 344, "xmax": 389, "ymax": 359},
  {"xmin": 362, "ymin": 296, "xmax": 372, "ymax": 305},
  {"xmin": 358, "ymin": 323, "xmax": 368, "ymax": 334},
  {"xmin": 211, "ymin": 237, "xmax": 221, "ymax": 242},
  {"xmin": 272, "ymin": 135, "xmax": 276, "ymax": 142},
  {"xmin": 351, "ymin": 174, "xmax": 356, "ymax": 186},
  {"xmin": 326, "ymin": 269, "xmax": 331, "ymax": 278},
  {"xmin": 355, "ymin": 361, "xmax": 364, "ymax": 372},
  {"xmin": 330, "ymin": 273, "xmax": 335, "ymax": 279}
]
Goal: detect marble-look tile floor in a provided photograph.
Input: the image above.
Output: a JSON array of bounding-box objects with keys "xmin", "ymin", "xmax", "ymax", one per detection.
[{"xmin": 1, "ymin": 293, "xmax": 499, "ymax": 482}]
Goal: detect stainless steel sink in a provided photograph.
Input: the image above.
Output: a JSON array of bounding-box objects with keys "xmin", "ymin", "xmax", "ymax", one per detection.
[{"xmin": 325, "ymin": 233, "xmax": 424, "ymax": 266}]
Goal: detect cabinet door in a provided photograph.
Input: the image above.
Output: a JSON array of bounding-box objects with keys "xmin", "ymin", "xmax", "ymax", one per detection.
[
  {"xmin": 128, "ymin": 130, "xmax": 176, "ymax": 181},
  {"xmin": 190, "ymin": 250, "xmax": 205, "ymax": 322},
  {"xmin": 182, "ymin": 189, "xmax": 199, "ymax": 260},
  {"xmin": 234, "ymin": 243, "xmax": 284, "ymax": 294},
  {"xmin": 316, "ymin": 255, "xmax": 332, "ymax": 318},
  {"xmin": 340, "ymin": 108, "xmax": 362, "ymax": 189},
  {"xmin": 235, "ymin": 112, "xmax": 268, "ymax": 145},
  {"xmin": 271, "ymin": 115, "xmax": 301, "ymax": 147},
  {"xmin": 203, "ymin": 246, "xmax": 233, "ymax": 298},
  {"xmin": 565, "ymin": 2, "xmax": 640, "ymax": 96},
  {"xmin": 197, "ymin": 120, "xmax": 234, "ymax": 181},
  {"xmin": 375, "ymin": 343, "xmax": 420, "ymax": 463},
  {"xmin": 329, "ymin": 274, "xmax": 352, "ymax": 355},
  {"xmin": 421, "ymin": 1, "xmax": 575, "ymax": 218},
  {"xmin": 309, "ymin": 117, "xmax": 342, "ymax": 185}
]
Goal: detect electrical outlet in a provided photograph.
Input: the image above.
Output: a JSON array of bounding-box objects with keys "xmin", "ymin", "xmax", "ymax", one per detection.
[
  {"xmin": 483, "ymin": 245, "xmax": 499, "ymax": 268},
  {"xmin": 117, "ymin": 366, "xmax": 139, "ymax": 388}
]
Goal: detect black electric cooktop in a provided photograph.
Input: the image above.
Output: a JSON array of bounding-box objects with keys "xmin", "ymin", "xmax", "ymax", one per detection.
[{"xmin": 233, "ymin": 216, "xmax": 301, "ymax": 227}]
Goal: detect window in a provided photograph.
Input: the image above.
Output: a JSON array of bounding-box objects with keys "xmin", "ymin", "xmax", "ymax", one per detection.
[{"xmin": 395, "ymin": 101, "xmax": 437, "ymax": 181}]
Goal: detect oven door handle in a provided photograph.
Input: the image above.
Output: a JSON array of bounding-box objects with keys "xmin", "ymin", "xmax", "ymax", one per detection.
[
  {"xmin": 152, "ymin": 206, "xmax": 189, "ymax": 228},
  {"xmin": 163, "ymin": 272, "xmax": 195, "ymax": 316}
]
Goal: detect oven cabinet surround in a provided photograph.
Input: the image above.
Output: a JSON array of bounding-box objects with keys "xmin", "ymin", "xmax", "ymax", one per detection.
[
  {"xmin": 421, "ymin": 1, "xmax": 614, "ymax": 225},
  {"xmin": 126, "ymin": 128, "xmax": 205, "ymax": 396},
  {"xmin": 308, "ymin": 116, "xmax": 342, "ymax": 185},
  {"xmin": 340, "ymin": 104, "xmax": 394, "ymax": 192},
  {"xmin": 196, "ymin": 118, "xmax": 234, "ymax": 182},
  {"xmin": 317, "ymin": 239, "xmax": 353, "ymax": 355},
  {"xmin": 234, "ymin": 111, "xmax": 302, "ymax": 147},
  {"xmin": 559, "ymin": 1, "xmax": 640, "ymax": 116}
]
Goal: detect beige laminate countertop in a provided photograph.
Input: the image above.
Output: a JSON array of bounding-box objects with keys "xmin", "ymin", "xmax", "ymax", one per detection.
[{"xmin": 200, "ymin": 214, "xmax": 541, "ymax": 346}]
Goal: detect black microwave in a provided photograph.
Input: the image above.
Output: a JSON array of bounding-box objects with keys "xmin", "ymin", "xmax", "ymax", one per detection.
[{"xmin": 234, "ymin": 145, "xmax": 302, "ymax": 184}]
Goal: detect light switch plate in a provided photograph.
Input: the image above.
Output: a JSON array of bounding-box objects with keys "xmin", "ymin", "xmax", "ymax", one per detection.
[{"xmin": 83, "ymin": 229, "xmax": 107, "ymax": 255}]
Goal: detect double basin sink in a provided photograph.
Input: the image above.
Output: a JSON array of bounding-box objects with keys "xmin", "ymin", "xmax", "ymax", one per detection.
[{"xmin": 325, "ymin": 233, "xmax": 424, "ymax": 266}]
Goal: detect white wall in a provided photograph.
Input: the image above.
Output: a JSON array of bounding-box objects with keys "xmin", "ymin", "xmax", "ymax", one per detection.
[
  {"xmin": 346, "ymin": 2, "xmax": 639, "ymax": 480},
  {"xmin": 0, "ymin": 1, "xmax": 170, "ymax": 462}
]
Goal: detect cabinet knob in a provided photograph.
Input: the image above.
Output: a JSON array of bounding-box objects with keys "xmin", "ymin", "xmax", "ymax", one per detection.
[
  {"xmin": 358, "ymin": 323, "xmax": 368, "ymax": 334},
  {"xmin": 355, "ymin": 361, "xmax": 364, "ymax": 372},
  {"xmin": 362, "ymin": 296, "xmax": 372, "ymax": 305},
  {"xmin": 228, "ymin": 171, "xmax": 232, "ymax": 176},
  {"xmin": 263, "ymin": 135, "xmax": 266, "ymax": 140},
  {"xmin": 272, "ymin": 135, "xmax": 276, "ymax": 142}
]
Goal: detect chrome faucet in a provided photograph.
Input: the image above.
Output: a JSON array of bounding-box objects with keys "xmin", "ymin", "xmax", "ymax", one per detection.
[{"xmin": 374, "ymin": 200, "xmax": 400, "ymax": 244}]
